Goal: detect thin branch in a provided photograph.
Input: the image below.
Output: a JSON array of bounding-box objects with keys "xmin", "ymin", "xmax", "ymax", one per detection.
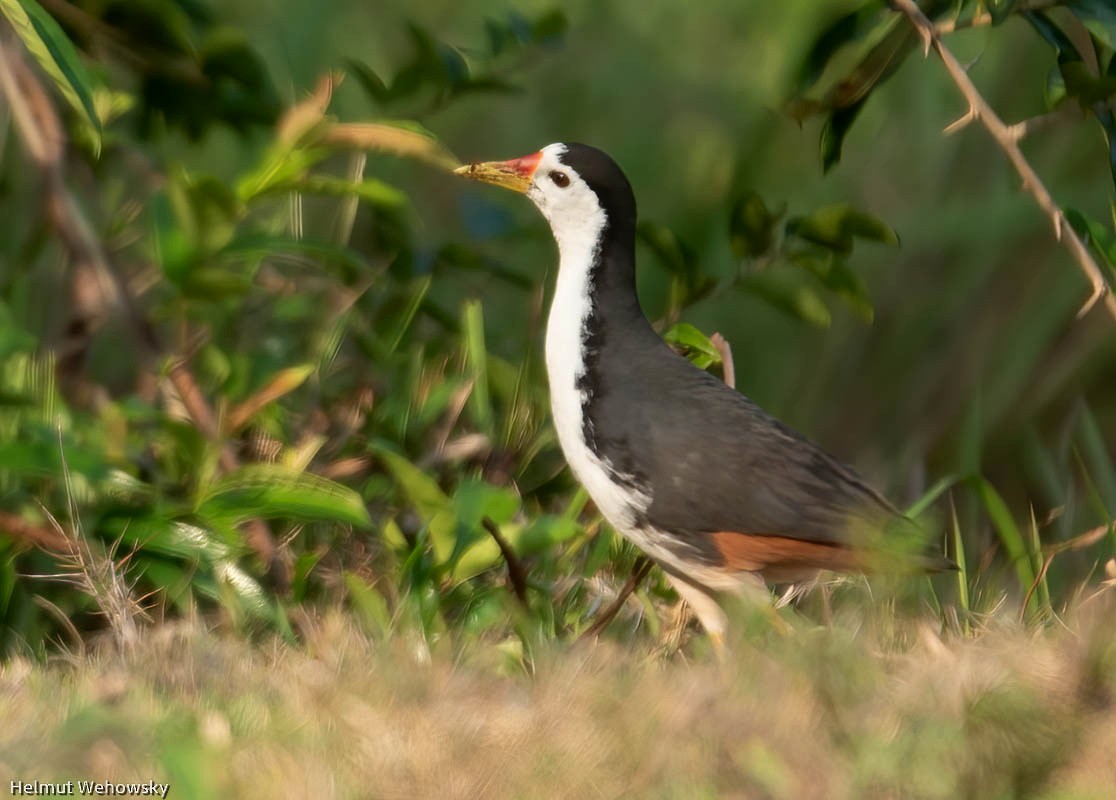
[
  {"xmin": 933, "ymin": 0, "xmax": 1065, "ymax": 35},
  {"xmin": 0, "ymin": 38, "xmax": 288, "ymax": 588},
  {"xmin": 578, "ymin": 556, "xmax": 654, "ymax": 641},
  {"xmin": 893, "ymin": 0, "xmax": 1116, "ymax": 321},
  {"xmin": 481, "ymin": 516, "xmax": 529, "ymax": 608}
]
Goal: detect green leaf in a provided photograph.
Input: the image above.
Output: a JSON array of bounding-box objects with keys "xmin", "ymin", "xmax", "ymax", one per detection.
[
  {"xmin": 1044, "ymin": 65, "xmax": 1068, "ymax": 109},
  {"xmin": 198, "ymin": 465, "xmax": 372, "ymax": 528},
  {"xmin": 786, "ymin": 203, "xmax": 899, "ymax": 256},
  {"xmin": 462, "ymin": 300, "xmax": 494, "ymax": 436},
  {"xmin": 638, "ymin": 221, "xmax": 697, "ymax": 276},
  {"xmin": 787, "ymin": 251, "xmax": 874, "ymax": 322},
  {"xmin": 0, "ymin": 0, "xmax": 102, "ymax": 152},
  {"xmin": 729, "ymin": 190, "xmax": 782, "ymax": 259},
  {"xmin": 217, "ymin": 235, "xmax": 371, "ymax": 276},
  {"xmin": 532, "ymin": 9, "xmax": 568, "ymax": 42},
  {"xmin": 1065, "ymin": 207, "xmax": 1116, "ymax": 277},
  {"xmin": 790, "ymin": 11, "xmax": 917, "ymax": 171},
  {"xmin": 374, "ymin": 446, "xmax": 456, "ymax": 563},
  {"xmin": 737, "ymin": 273, "xmax": 832, "ymax": 328},
  {"xmin": 346, "ymin": 58, "xmax": 391, "ymax": 104},
  {"xmin": 662, "ymin": 322, "xmax": 722, "ymax": 370},
  {"xmin": 513, "ymin": 514, "xmax": 582, "ymax": 557},
  {"xmin": 793, "ymin": 1, "xmax": 890, "ymax": 95},
  {"xmin": 448, "ymin": 478, "xmax": 520, "ymax": 568},
  {"xmin": 295, "ymin": 175, "xmax": 409, "ymax": 210},
  {"xmin": 967, "ymin": 476, "xmax": 1041, "ymax": 617},
  {"xmin": 1066, "ymin": 0, "xmax": 1116, "ymax": 49},
  {"xmin": 345, "ymin": 571, "xmax": 392, "ymax": 638},
  {"xmin": 178, "ymin": 266, "xmax": 253, "ymax": 299},
  {"xmin": 1024, "ymin": 11, "xmax": 1082, "ymax": 58},
  {"xmin": 821, "ymin": 98, "xmax": 868, "ymax": 173},
  {"xmin": 989, "ymin": 0, "xmax": 1019, "ymax": 25}
]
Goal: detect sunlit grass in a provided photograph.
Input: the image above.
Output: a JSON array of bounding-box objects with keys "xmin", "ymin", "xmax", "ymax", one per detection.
[{"xmin": 2, "ymin": 598, "xmax": 1115, "ymax": 800}]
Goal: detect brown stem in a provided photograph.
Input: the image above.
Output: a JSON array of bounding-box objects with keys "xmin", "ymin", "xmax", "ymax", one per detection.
[
  {"xmin": 893, "ymin": 0, "xmax": 1116, "ymax": 321},
  {"xmin": 710, "ymin": 332, "xmax": 735, "ymax": 389},
  {"xmin": 578, "ymin": 556, "xmax": 654, "ymax": 641},
  {"xmin": 481, "ymin": 516, "xmax": 529, "ymax": 607}
]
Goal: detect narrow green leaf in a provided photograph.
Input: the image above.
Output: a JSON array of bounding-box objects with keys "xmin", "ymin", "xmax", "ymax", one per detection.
[
  {"xmin": 0, "ymin": 0, "xmax": 101, "ymax": 152},
  {"xmin": 821, "ymin": 99, "xmax": 868, "ymax": 172},
  {"xmin": 198, "ymin": 465, "xmax": 372, "ymax": 528},
  {"xmin": 1077, "ymin": 402, "xmax": 1116, "ymax": 515},
  {"xmin": 1066, "ymin": 0, "xmax": 1116, "ymax": 49},
  {"xmin": 345, "ymin": 571, "xmax": 392, "ymax": 638},
  {"xmin": 793, "ymin": 1, "xmax": 891, "ymax": 95},
  {"xmin": 969, "ymin": 476, "xmax": 1040, "ymax": 617},
  {"xmin": 293, "ymin": 175, "xmax": 409, "ymax": 210},
  {"xmin": 218, "ymin": 235, "xmax": 371, "ymax": 276},
  {"xmin": 374, "ymin": 446, "xmax": 458, "ymax": 564},
  {"xmin": 462, "ymin": 300, "xmax": 494, "ymax": 436},
  {"xmin": 345, "ymin": 58, "xmax": 391, "ymax": 104}
]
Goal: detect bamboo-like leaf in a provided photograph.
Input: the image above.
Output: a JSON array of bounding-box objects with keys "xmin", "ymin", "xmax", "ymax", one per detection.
[
  {"xmin": 0, "ymin": 0, "xmax": 101, "ymax": 152},
  {"xmin": 198, "ymin": 465, "xmax": 371, "ymax": 528},
  {"xmin": 374, "ymin": 446, "xmax": 455, "ymax": 562},
  {"xmin": 277, "ymin": 72, "xmax": 340, "ymax": 145},
  {"xmin": 462, "ymin": 300, "xmax": 494, "ymax": 436},
  {"xmin": 321, "ymin": 121, "xmax": 459, "ymax": 170},
  {"xmin": 218, "ymin": 235, "xmax": 371, "ymax": 275},
  {"xmin": 227, "ymin": 364, "xmax": 315, "ymax": 433},
  {"xmin": 345, "ymin": 571, "xmax": 392, "ymax": 638},
  {"xmin": 969, "ymin": 476, "xmax": 1041, "ymax": 617}
]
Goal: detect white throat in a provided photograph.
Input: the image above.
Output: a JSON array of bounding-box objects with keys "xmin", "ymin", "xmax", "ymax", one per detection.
[{"xmin": 539, "ymin": 196, "xmax": 649, "ymax": 530}]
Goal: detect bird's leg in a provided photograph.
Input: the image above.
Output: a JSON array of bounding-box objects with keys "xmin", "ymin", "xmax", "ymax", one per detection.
[{"xmin": 664, "ymin": 573, "xmax": 729, "ymax": 658}]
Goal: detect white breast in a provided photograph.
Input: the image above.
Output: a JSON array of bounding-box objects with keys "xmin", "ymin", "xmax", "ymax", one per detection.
[{"xmin": 542, "ymin": 212, "xmax": 650, "ymax": 532}]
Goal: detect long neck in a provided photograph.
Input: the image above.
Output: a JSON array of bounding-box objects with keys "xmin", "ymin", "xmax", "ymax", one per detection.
[
  {"xmin": 545, "ymin": 209, "xmax": 652, "ymax": 463},
  {"xmin": 549, "ymin": 212, "xmax": 643, "ymax": 334}
]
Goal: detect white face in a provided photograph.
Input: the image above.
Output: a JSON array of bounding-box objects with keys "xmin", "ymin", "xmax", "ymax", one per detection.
[{"xmin": 525, "ymin": 143, "xmax": 608, "ymax": 258}]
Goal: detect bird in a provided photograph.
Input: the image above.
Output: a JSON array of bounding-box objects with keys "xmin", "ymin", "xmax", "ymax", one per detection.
[{"xmin": 455, "ymin": 143, "xmax": 954, "ymax": 647}]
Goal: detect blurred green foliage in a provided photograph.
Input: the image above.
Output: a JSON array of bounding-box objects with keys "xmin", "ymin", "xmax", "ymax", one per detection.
[{"xmin": 0, "ymin": 0, "xmax": 1114, "ymax": 661}]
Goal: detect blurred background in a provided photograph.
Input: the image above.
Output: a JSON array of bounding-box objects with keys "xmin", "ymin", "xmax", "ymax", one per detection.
[{"xmin": 1, "ymin": 0, "xmax": 1114, "ymax": 653}]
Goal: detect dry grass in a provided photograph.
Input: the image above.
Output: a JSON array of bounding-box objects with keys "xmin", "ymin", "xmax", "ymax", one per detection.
[{"xmin": 1, "ymin": 598, "xmax": 1115, "ymax": 800}]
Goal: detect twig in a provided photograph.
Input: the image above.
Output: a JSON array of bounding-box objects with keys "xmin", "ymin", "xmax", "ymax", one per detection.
[
  {"xmin": 710, "ymin": 332, "xmax": 735, "ymax": 389},
  {"xmin": 481, "ymin": 516, "xmax": 529, "ymax": 608},
  {"xmin": 893, "ymin": 0, "xmax": 1116, "ymax": 321},
  {"xmin": 0, "ymin": 39, "xmax": 288, "ymax": 588},
  {"xmin": 932, "ymin": 0, "xmax": 1064, "ymax": 35},
  {"xmin": 578, "ymin": 556, "xmax": 654, "ymax": 641}
]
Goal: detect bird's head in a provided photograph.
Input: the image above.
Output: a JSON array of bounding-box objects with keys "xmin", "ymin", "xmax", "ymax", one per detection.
[{"xmin": 455, "ymin": 143, "xmax": 636, "ymax": 253}]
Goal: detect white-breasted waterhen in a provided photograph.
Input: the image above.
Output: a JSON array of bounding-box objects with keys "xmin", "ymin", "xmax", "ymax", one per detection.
[{"xmin": 455, "ymin": 143, "xmax": 954, "ymax": 645}]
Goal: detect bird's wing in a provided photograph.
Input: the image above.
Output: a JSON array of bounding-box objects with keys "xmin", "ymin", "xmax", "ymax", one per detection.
[{"xmin": 598, "ymin": 345, "xmax": 940, "ymax": 570}]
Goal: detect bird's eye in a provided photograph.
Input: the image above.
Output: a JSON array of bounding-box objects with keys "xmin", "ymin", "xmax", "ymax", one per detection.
[{"xmin": 549, "ymin": 171, "xmax": 570, "ymax": 188}]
